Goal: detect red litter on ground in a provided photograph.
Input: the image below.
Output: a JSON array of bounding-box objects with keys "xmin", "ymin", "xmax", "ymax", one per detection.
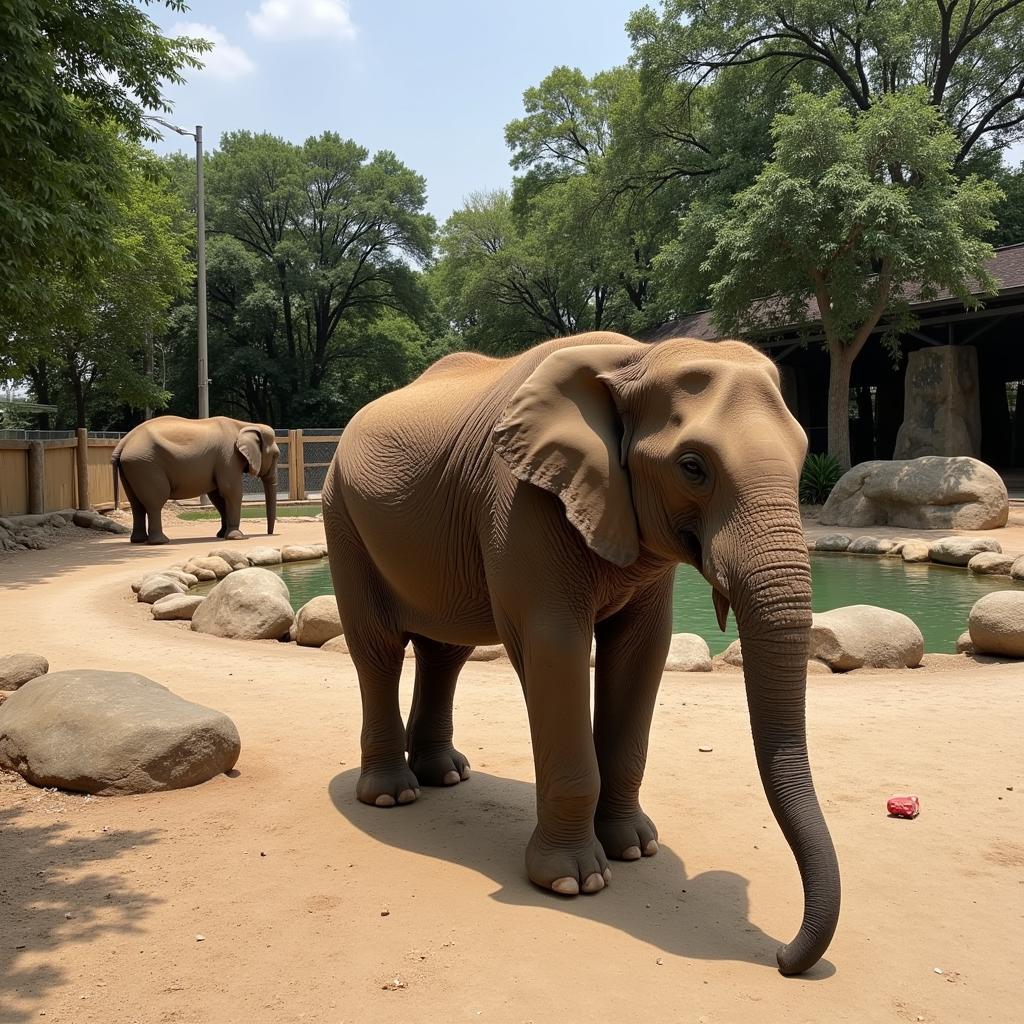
[{"xmin": 887, "ymin": 795, "xmax": 920, "ymax": 819}]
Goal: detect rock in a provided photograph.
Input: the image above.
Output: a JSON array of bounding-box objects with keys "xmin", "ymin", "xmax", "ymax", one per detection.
[
  {"xmin": 900, "ymin": 540, "xmax": 931, "ymax": 563},
  {"xmin": 151, "ymin": 568, "xmax": 198, "ymax": 588},
  {"xmin": 206, "ymin": 547, "xmax": 250, "ymax": 570},
  {"xmin": 956, "ymin": 631, "xmax": 974, "ymax": 654},
  {"xmin": 152, "ymin": 594, "xmax": 206, "ymax": 621},
  {"xmin": 967, "ymin": 552, "xmax": 1015, "ymax": 575},
  {"xmin": 928, "ymin": 537, "xmax": 1002, "ymax": 567},
  {"xmin": 721, "ymin": 639, "xmax": 744, "ymax": 666},
  {"xmin": 468, "ymin": 645, "xmax": 506, "ymax": 661},
  {"xmin": 848, "ymin": 536, "xmax": 894, "ymax": 555},
  {"xmin": 281, "ymin": 544, "xmax": 323, "ymax": 563},
  {"xmin": 809, "ymin": 605, "xmax": 924, "ymax": 670},
  {"xmin": 246, "ymin": 547, "xmax": 282, "ymax": 567},
  {"xmin": 664, "ymin": 633, "xmax": 712, "ymax": 672},
  {"xmin": 292, "ymin": 595, "xmax": 343, "ymax": 647},
  {"xmin": 182, "ymin": 555, "xmax": 234, "ymax": 579},
  {"xmin": 190, "ymin": 567, "xmax": 294, "ymax": 641},
  {"xmin": 819, "ymin": 457, "xmax": 1008, "ymax": 531},
  {"xmin": 1013, "ymin": 556, "xmax": 1024, "ymax": 582},
  {"xmin": 894, "ymin": 346, "xmax": 980, "ymax": 459},
  {"xmin": 0, "ymin": 669, "xmax": 240, "ymax": 795},
  {"xmin": 815, "ymin": 534, "xmax": 852, "ymax": 552},
  {"xmin": 72, "ymin": 509, "xmax": 131, "ymax": 535},
  {"xmin": 137, "ymin": 574, "xmax": 188, "ymax": 604},
  {"xmin": 188, "ymin": 566, "xmax": 217, "ymax": 582},
  {"xmin": 968, "ymin": 591, "xmax": 1024, "ymax": 657},
  {"xmin": 0, "ymin": 653, "xmax": 48, "ymax": 691}
]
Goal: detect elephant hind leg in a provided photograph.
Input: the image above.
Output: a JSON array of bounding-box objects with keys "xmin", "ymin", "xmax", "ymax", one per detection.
[
  {"xmin": 120, "ymin": 473, "xmax": 148, "ymax": 544},
  {"xmin": 407, "ymin": 636, "xmax": 473, "ymax": 787}
]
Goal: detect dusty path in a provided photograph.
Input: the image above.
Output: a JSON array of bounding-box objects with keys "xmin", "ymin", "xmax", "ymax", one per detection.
[{"xmin": 1, "ymin": 520, "xmax": 1022, "ymax": 1024}]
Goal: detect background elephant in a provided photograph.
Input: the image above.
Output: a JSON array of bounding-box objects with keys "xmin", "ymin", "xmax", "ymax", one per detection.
[
  {"xmin": 112, "ymin": 416, "xmax": 279, "ymax": 544},
  {"xmin": 322, "ymin": 331, "xmax": 840, "ymax": 975}
]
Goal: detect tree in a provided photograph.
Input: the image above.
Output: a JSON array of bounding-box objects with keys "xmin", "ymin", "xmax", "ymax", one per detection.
[
  {"xmin": 659, "ymin": 88, "xmax": 1000, "ymax": 467},
  {"xmin": 990, "ymin": 162, "xmax": 1024, "ymax": 245},
  {"xmin": 0, "ymin": 1, "xmax": 206, "ymax": 325},
  {"xmin": 18, "ymin": 142, "xmax": 193, "ymax": 428},
  {"xmin": 628, "ymin": 1, "xmax": 1024, "ymax": 169}
]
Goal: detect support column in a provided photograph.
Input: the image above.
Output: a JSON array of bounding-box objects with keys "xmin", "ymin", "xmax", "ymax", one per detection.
[
  {"xmin": 75, "ymin": 428, "xmax": 90, "ymax": 510},
  {"xmin": 294, "ymin": 429, "xmax": 306, "ymax": 501},
  {"xmin": 28, "ymin": 441, "xmax": 44, "ymax": 514}
]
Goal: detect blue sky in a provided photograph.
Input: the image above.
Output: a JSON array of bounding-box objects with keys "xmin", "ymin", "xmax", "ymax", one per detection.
[{"xmin": 150, "ymin": 0, "xmax": 637, "ymax": 223}]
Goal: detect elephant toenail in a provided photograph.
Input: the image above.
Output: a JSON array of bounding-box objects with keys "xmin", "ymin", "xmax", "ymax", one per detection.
[
  {"xmin": 460, "ymin": 767, "xmax": 471, "ymax": 780},
  {"xmin": 622, "ymin": 845, "xmax": 642, "ymax": 861},
  {"xmin": 582, "ymin": 873, "xmax": 605, "ymax": 894},
  {"xmin": 443, "ymin": 770, "xmax": 461, "ymax": 785},
  {"xmin": 603, "ymin": 868, "xmax": 612, "ymax": 883},
  {"xmin": 644, "ymin": 840, "xmax": 659, "ymax": 856},
  {"xmin": 397, "ymin": 789, "xmax": 417, "ymax": 804},
  {"xmin": 374, "ymin": 794, "xmax": 396, "ymax": 807},
  {"xmin": 551, "ymin": 877, "xmax": 580, "ymax": 896}
]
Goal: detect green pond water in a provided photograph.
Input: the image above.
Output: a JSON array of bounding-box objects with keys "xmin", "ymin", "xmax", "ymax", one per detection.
[{"xmin": 269, "ymin": 553, "xmax": 1024, "ymax": 654}]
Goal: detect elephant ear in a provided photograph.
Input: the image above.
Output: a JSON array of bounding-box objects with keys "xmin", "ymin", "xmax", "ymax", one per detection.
[
  {"xmin": 236, "ymin": 427, "xmax": 262, "ymax": 477},
  {"xmin": 492, "ymin": 343, "xmax": 643, "ymax": 568}
]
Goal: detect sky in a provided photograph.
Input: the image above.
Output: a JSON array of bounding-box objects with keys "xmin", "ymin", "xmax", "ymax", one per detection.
[{"xmin": 149, "ymin": 0, "xmax": 638, "ymax": 224}]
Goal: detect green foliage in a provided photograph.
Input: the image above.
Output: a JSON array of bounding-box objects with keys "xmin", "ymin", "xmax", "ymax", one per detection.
[
  {"xmin": 627, "ymin": 1, "xmax": 1024, "ymax": 168},
  {"xmin": 990, "ymin": 163, "xmax": 1024, "ymax": 246},
  {"xmin": 0, "ymin": 2, "xmax": 207, "ymax": 325},
  {"xmin": 799, "ymin": 453, "xmax": 843, "ymax": 506}
]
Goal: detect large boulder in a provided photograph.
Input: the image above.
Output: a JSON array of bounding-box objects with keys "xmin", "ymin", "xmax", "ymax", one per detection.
[
  {"xmin": 819, "ymin": 457, "xmax": 1008, "ymax": 531},
  {"xmin": 928, "ymin": 537, "xmax": 1001, "ymax": 566},
  {"xmin": 152, "ymin": 594, "xmax": 206, "ymax": 621},
  {"xmin": 137, "ymin": 574, "xmax": 188, "ymax": 604},
  {"xmin": 0, "ymin": 670, "xmax": 240, "ymax": 795},
  {"xmin": 968, "ymin": 591, "xmax": 1024, "ymax": 657},
  {"xmin": 246, "ymin": 547, "xmax": 282, "ymax": 567},
  {"xmin": 182, "ymin": 555, "xmax": 234, "ymax": 579},
  {"xmin": 292, "ymin": 595, "xmax": 343, "ymax": 647},
  {"xmin": 190, "ymin": 567, "xmax": 294, "ymax": 641},
  {"xmin": 809, "ymin": 605, "xmax": 924, "ymax": 670},
  {"xmin": 900, "ymin": 540, "xmax": 931, "ymax": 563},
  {"xmin": 1010, "ymin": 556, "xmax": 1024, "ymax": 582},
  {"xmin": 664, "ymin": 633, "xmax": 712, "ymax": 672},
  {"xmin": 848, "ymin": 536, "xmax": 894, "ymax": 555},
  {"xmin": 0, "ymin": 653, "xmax": 48, "ymax": 691},
  {"xmin": 815, "ymin": 534, "xmax": 852, "ymax": 552}
]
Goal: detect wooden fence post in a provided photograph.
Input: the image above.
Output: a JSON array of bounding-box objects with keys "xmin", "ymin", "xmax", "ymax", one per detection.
[
  {"xmin": 75, "ymin": 428, "xmax": 90, "ymax": 510},
  {"xmin": 294, "ymin": 429, "xmax": 306, "ymax": 501},
  {"xmin": 27, "ymin": 441, "xmax": 44, "ymax": 514}
]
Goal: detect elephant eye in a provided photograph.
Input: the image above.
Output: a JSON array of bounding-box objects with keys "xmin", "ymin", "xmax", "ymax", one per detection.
[{"xmin": 679, "ymin": 453, "xmax": 708, "ymax": 485}]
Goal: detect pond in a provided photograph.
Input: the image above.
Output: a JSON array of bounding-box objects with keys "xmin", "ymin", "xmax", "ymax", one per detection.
[{"xmin": 270, "ymin": 553, "xmax": 1024, "ymax": 654}]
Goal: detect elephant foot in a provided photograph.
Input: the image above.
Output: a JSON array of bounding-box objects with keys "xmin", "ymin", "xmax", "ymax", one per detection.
[
  {"xmin": 216, "ymin": 527, "xmax": 228, "ymax": 539},
  {"xmin": 130, "ymin": 533, "xmax": 148, "ymax": 544},
  {"xmin": 224, "ymin": 529, "xmax": 246, "ymax": 540},
  {"xmin": 408, "ymin": 744, "xmax": 471, "ymax": 787},
  {"xmin": 356, "ymin": 764, "xmax": 421, "ymax": 808},
  {"xmin": 595, "ymin": 809, "xmax": 659, "ymax": 862},
  {"xmin": 527, "ymin": 825, "xmax": 611, "ymax": 896},
  {"xmin": 145, "ymin": 533, "xmax": 170, "ymax": 545}
]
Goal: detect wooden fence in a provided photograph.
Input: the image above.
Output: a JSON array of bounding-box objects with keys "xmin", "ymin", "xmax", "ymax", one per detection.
[{"xmin": 0, "ymin": 429, "xmax": 342, "ymax": 515}]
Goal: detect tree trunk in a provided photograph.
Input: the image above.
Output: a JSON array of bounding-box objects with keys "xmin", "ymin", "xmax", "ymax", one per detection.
[{"xmin": 827, "ymin": 344, "xmax": 854, "ymax": 470}]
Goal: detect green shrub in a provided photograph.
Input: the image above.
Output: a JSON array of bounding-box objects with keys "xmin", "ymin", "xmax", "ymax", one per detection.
[{"xmin": 799, "ymin": 453, "xmax": 843, "ymax": 505}]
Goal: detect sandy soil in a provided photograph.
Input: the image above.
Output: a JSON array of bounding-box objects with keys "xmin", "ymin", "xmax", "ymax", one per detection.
[{"xmin": 1, "ymin": 518, "xmax": 1022, "ymax": 1024}]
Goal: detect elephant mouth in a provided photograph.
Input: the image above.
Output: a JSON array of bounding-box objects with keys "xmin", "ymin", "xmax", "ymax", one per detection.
[{"xmin": 678, "ymin": 527, "xmax": 731, "ymax": 631}]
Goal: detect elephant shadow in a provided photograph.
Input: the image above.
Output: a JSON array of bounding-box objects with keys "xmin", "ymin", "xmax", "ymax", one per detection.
[{"xmin": 327, "ymin": 769, "xmax": 834, "ymax": 976}]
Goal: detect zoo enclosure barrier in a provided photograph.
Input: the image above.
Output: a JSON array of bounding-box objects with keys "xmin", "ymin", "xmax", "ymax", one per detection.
[{"xmin": 0, "ymin": 428, "xmax": 343, "ymax": 516}]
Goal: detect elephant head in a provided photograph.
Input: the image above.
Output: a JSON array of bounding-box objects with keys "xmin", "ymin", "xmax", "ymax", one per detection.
[
  {"xmin": 493, "ymin": 337, "xmax": 839, "ymax": 974},
  {"xmin": 236, "ymin": 424, "xmax": 280, "ymax": 536}
]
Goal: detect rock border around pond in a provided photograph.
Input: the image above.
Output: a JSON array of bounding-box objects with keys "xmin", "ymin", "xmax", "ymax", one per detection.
[{"xmin": 135, "ymin": 540, "xmax": 1024, "ymax": 667}]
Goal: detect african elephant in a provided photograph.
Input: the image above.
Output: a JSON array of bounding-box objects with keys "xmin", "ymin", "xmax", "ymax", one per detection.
[
  {"xmin": 322, "ymin": 331, "xmax": 840, "ymax": 975},
  {"xmin": 112, "ymin": 416, "xmax": 279, "ymax": 544}
]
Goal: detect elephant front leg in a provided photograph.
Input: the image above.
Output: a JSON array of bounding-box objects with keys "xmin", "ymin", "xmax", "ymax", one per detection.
[
  {"xmin": 215, "ymin": 479, "xmax": 246, "ymax": 540},
  {"xmin": 503, "ymin": 617, "xmax": 610, "ymax": 897},
  {"xmin": 208, "ymin": 489, "xmax": 229, "ymax": 538},
  {"xmin": 593, "ymin": 575, "xmax": 673, "ymax": 862}
]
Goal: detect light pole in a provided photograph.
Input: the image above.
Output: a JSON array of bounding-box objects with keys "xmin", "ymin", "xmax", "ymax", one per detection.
[{"xmin": 148, "ymin": 118, "xmax": 209, "ymax": 419}]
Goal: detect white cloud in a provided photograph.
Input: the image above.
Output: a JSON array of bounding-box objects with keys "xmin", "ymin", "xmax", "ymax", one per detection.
[
  {"xmin": 177, "ymin": 22, "xmax": 256, "ymax": 81},
  {"xmin": 247, "ymin": 1, "xmax": 357, "ymax": 43}
]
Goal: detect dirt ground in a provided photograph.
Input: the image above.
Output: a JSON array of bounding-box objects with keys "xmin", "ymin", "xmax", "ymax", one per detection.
[{"xmin": 1, "ymin": 516, "xmax": 1022, "ymax": 1024}]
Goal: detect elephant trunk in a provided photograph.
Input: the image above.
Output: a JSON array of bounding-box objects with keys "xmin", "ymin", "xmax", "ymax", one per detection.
[
  {"xmin": 720, "ymin": 493, "xmax": 840, "ymax": 975},
  {"xmin": 263, "ymin": 472, "xmax": 277, "ymax": 536}
]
